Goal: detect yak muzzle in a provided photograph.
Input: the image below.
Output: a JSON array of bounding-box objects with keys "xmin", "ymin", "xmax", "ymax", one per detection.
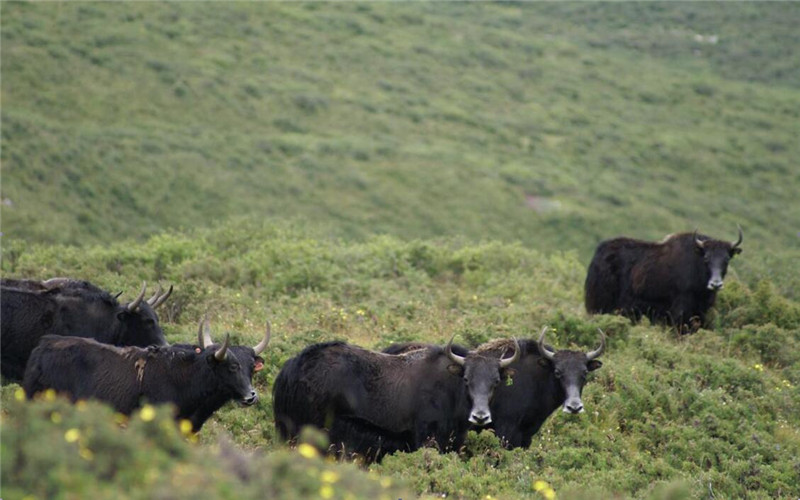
[
  {"xmin": 563, "ymin": 401, "xmax": 585, "ymax": 414},
  {"xmin": 469, "ymin": 410, "xmax": 492, "ymax": 426},
  {"xmin": 241, "ymin": 390, "xmax": 258, "ymax": 406},
  {"xmin": 707, "ymin": 279, "xmax": 724, "ymax": 291}
]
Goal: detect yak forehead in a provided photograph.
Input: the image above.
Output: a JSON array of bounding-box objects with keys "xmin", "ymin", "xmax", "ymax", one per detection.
[{"xmin": 551, "ymin": 350, "xmax": 590, "ymax": 374}]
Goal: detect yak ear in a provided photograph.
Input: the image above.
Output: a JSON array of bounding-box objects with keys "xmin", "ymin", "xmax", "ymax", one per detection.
[
  {"xmin": 447, "ymin": 363, "xmax": 464, "ymax": 376},
  {"xmin": 731, "ymin": 247, "xmax": 742, "ymax": 256},
  {"xmin": 254, "ymin": 357, "xmax": 265, "ymax": 372},
  {"xmin": 587, "ymin": 360, "xmax": 603, "ymax": 372}
]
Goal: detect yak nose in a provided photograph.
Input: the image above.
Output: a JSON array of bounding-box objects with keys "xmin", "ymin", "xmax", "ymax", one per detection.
[
  {"xmin": 563, "ymin": 402, "xmax": 584, "ymax": 414},
  {"xmin": 469, "ymin": 410, "xmax": 492, "ymax": 426},
  {"xmin": 242, "ymin": 390, "xmax": 258, "ymax": 406},
  {"xmin": 707, "ymin": 280, "xmax": 724, "ymax": 290}
]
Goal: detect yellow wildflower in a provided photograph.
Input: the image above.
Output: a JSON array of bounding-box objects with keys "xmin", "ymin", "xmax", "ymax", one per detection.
[
  {"xmin": 533, "ymin": 480, "xmax": 548, "ymax": 491},
  {"xmin": 321, "ymin": 470, "xmax": 340, "ymax": 483},
  {"xmin": 297, "ymin": 443, "xmax": 319, "ymax": 459},
  {"xmin": 51, "ymin": 412, "xmax": 62, "ymax": 424},
  {"xmin": 140, "ymin": 405, "xmax": 156, "ymax": 422},
  {"xmin": 320, "ymin": 485, "xmax": 334, "ymax": 499},
  {"xmin": 14, "ymin": 388, "xmax": 25, "ymax": 401},
  {"xmin": 64, "ymin": 428, "xmax": 81, "ymax": 443},
  {"xmin": 179, "ymin": 419, "xmax": 194, "ymax": 435},
  {"xmin": 543, "ymin": 487, "xmax": 557, "ymax": 500},
  {"xmin": 43, "ymin": 389, "xmax": 57, "ymax": 401}
]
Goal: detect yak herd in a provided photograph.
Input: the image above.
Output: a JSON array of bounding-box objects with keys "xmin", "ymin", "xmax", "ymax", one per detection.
[{"xmin": 0, "ymin": 227, "xmax": 742, "ymax": 462}]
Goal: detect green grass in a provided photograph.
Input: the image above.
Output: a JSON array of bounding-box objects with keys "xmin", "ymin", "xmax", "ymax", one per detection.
[
  {"xmin": 2, "ymin": 223, "xmax": 799, "ymax": 499},
  {"xmin": 2, "ymin": 2, "xmax": 800, "ymax": 498},
  {"xmin": 2, "ymin": 2, "xmax": 799, "ymax": 297}
]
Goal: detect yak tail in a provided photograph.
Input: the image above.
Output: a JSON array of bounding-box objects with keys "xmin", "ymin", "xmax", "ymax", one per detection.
[{"xmin": 584, "ymin": 243, "xmax": 621, "ymax": 314}]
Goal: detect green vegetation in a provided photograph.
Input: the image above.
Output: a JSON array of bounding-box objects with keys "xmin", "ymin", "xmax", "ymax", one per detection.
[
  {"xmin": 2, "ymin": 2, "xmax": 799, "ymax": 297},
  {"xmin": 2, "ymin": 223, "xmax": 799, "ymax": 498},
  {"xmin": 2, "ymin": 2, "xmax": 799, "ymax": 499}
]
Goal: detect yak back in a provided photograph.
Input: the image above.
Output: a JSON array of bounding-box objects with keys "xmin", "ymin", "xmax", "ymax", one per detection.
[
  {"xmin": 273, "ymin": 341, "xmax": 466, "ymax": 441},
  {"xmin": 23, "ymin": 336, "xmax": 234, "ymax": 419}
]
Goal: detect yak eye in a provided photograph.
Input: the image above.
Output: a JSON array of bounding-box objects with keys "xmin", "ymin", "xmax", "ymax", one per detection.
[{"xmin": 554, "ymin": 369, "xmax": 562, "ymax": 379}]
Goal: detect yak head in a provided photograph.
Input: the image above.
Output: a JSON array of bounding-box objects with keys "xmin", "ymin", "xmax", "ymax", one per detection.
[
  {"xmin": 445, "ymin": 336, "xmax": 520, "ymax": 426},
  {"xmin": 693, "ymin": 226, "xmax": 743, "ymax": 291},
  {"xmin": 116, "ymin": 282, "xmax": 172, "ymax": 347},
  {"xmin": 197, "ymin": 317, "xmax": 270, "ymax": 406},
  {"xmin": 537, "ymin": 327, "xmax": 605, "ymax": 414}
]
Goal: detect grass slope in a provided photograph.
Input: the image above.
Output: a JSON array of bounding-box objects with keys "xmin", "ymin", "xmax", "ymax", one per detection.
[
  {"xmin": 3, "ymin": 3, "xmax": 799, "ymax": 298},
  {"xmin": 3, "ymin": 222, "xmax": 800, "ymax": 499}
]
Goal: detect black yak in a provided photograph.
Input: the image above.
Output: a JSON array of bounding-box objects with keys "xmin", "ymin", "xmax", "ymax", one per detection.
[
  {"xmin": 1, "ymin": 279, "xmax": 171, "ymax": 381},
  {"xmin": 22, "ymin": 318, "xmax": 270, "ymax": 431},
  {"xmin": 272, "ymin": 337, "xmax": 518, "ymax": 462},
  {"xmin": 585, "ymin": 227, "xmax": 742, "ymax": 332}
]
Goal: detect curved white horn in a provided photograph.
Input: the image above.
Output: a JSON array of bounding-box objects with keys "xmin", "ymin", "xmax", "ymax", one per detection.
[
  {"xmin": 537, "ymin": 326, "xmax": 556, "ymax": 361},
  {"xmin": 586, "ymin": 329, "xmax": 606, "ymax": 361},
  {"xmin": 146, "ymin": 284, "xmax": 163, "ymax": 306},
  {"xmin": 152, "ymin": 285, "xmax": 173, "ymax": 309},
  {"xmin": 731, "ymin": 225, "xmax": 743, "ymax": 249},
  {"xmin": 197, "ymin": 315, "xmax": 214, "ymax": 349},
  {"xmin": 126, "ymin": 282, "xmax": 147, "ymax": 312},
  {"xmin": 214, "ymin": 333, "xmax": 230, "ymax": 361},
  {"xmin": 499, "ymin": 337, "xmax": 521, "ymax": 368},
  {"xmin": 445, "ymin": 334, "xmax": 466, "ymax": 366},
  {"xmin": 253, "ymin": 321, "xmax": 271, "ymax": 355}
]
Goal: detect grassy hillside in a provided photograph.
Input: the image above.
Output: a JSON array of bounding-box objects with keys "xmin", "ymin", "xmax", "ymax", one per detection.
[
  {"xmin": 3, "ymin": 2, "xmax": 800, "ymax": 499},
  {"xmin": 3, "ymin": 222, "xmax": 800, "ymax": 499},
  {"xmin": 3, "ymin": 3, "xmax": 799, "ymax": 297}
]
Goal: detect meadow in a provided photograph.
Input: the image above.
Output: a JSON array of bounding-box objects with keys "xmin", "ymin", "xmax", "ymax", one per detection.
[{"xmin": 2, "ymin": 2, "xmax": 799, "ymax": 499}]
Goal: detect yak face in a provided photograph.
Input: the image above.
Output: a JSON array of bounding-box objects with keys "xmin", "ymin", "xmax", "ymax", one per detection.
[
  {"xmin": 448, "ymin": 340, "xmax": 519, "ymax": 426},
  {"xmin": 694, "ymin": 229, "xmax": 743, "ymax": 291},
  {"xmin": 204, "ymin": 340, "xmax": 259, "ymax": 406},
  {"xmin": 116, "ymin": 283, "xmax": 172, "ymax": 347},
  {"xmin": 116, "ymin": 302, "xmax": 168, "ymax": 347},
  {"xmin": 540, "ymin": 351, "xmax": 602, "ymax": 414},
  {"xmin": 537, "ymin": 328, "xmax": 605, "ymax": 414},
  {"xmin": 196, "ymin": 319, "xmax": 271, "ymax": 407}
]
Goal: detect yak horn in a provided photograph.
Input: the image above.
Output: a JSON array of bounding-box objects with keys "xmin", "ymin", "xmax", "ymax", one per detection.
[
  {"xmin": 146, "ymin": 284, "xmax": 162, "ymax": 306},
  {"xmin": 537, "ymin": 326, "xmax": 556, "ymax": 361},
  {"xmin": 151, "ymin": 285, "xmax": 173, "ymax": 309},
  {"xmin": 41, "ymin": 277, "xmax": 70, "ymax": 290},
  {"xmin": 586, "ymin": 329, "xmax": 606, "ymax": 361},
  {"xmin": 214, "ymin": 333, "xmax": 230, "ymax": 361},
  {"xmin": 126, "ymin": 282, "xmax": 147, "ymax": 312},
  {"xmin": 732, "ymin": 225, "xmax": 743, "ymax": 249},
  {"xmin": 693, "ymin": 229, "xmax": 705, "ymax": 249},
  {"xmin": 499, "ymin": 338, "xmax": 521, "ymax": 368},
  {"xmin": 253, "ymin": 321, "xmax": 271, "ymax": 355},
  {"xmin": 445, "ymin": 334, "xmax": 466, "ymax": 366},
  {"xmin": 197, "ymin": 315, "xmax": 214, "ymax": 349}
]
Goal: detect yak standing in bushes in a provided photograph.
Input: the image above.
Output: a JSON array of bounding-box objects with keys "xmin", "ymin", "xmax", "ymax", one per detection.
[
  {"xmin": 1, "ymin": 279, "xmax": 171, "ymax": 381},
  {"xmin": 272, "ymin": 337, "xmax": 518, "ymax": 463},
  {"xmin": 484, "ymin": 327, "xmax": 605, "ymax": 449},
  {"xmin": 23, "ymin": 318, "xmax": 270, "ymax": 431},
  {"xmin": 584, "ymin": 227, "xmax": 743, "ymax": 332}
]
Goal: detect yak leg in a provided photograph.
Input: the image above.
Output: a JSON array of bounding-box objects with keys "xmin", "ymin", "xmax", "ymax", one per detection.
[{"xmin": 668, "ymin": 296, "xmax": 695, "ymax": 334}]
